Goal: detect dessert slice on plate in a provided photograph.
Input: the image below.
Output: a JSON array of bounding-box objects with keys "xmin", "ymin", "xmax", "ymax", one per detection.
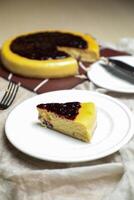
[{"xmin": 37, "ymin": 101, "xmax": 97, "ymax": 142}]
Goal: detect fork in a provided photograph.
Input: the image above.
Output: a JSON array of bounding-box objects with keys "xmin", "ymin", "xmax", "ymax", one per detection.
[{"xmin": 0, "ymin": 81, "xmax": 20, "ymax": 110}]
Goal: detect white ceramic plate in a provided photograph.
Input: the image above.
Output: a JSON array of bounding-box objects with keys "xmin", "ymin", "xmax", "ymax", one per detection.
[
  {"xmin": 5, "ymin": 90, "xmax": 134, "ymax": 163},
  {"xmin": 87, "ymin": 56, "xmax": 134, "ymax": 93}
]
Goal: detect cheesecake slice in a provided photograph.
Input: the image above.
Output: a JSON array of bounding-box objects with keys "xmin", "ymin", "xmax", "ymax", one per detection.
[
  {"xmin": 1, "ymin": 30, "xmax": 99, "ymax": 78},
  {"xmin": 37, "ymin": 102, "xmax": 97, "ymax": 142}
]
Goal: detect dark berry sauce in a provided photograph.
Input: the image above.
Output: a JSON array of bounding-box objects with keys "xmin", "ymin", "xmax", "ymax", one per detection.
[
  {"xmin": 37, "ymin": 102, "xmax": 81, "ymax": 120},
  {"xmin": 10, "ymin": 31, "xmax": 87, "ymax": 60}
]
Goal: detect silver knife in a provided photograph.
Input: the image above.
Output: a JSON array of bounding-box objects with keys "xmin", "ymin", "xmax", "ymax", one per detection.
[{"xmin": 101, "ymin": 56, "xmax": 134, "ymax": 78}]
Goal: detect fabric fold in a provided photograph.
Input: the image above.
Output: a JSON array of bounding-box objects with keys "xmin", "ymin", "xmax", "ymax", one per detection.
[{"xmin": 0, "ymin": 38, "xmax": 134, "ymax": 199}]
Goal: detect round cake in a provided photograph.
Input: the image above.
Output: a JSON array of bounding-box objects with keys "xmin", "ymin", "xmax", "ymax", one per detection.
[{"xmin": 1, "ymin": 30, "xmax": 100, "ymax": 78}]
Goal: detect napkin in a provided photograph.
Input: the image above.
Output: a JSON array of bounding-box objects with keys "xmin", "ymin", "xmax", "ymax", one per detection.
[
  {"xmin": 1, "ymin": 76, "xmax": 134, "ymax": 200},
  {"xmin": 0, "ymin": 38, "xmax": 134, "ymax": 200},
  {"xmin": 0, "ymin": 77, "xmax": 123, "ymax": 200}
]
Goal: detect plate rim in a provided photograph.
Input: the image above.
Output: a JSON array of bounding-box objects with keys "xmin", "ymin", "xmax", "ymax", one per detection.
[{"xmin": 5, "ymin": 89, "xmax": 134, "ymax": 163}]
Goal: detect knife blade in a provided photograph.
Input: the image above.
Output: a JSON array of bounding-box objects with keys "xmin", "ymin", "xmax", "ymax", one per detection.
[{"xmin": 101, "ymin": 56, "xmax": 134, "ymax": 78}]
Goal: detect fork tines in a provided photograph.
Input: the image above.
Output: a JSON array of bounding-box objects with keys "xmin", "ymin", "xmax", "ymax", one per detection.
[{"xmin": 0, "ymin": 81, "xmax": 20, "ymax": 110}]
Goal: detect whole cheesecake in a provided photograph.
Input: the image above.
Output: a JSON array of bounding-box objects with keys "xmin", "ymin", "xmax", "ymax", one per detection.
[
  {"xmin": 1, "ymin": 30, "xmax": 99, "ymax": 78},
  {"xmin": 37, "ymin": 102, "xmax": 97, "ymax": 142}
]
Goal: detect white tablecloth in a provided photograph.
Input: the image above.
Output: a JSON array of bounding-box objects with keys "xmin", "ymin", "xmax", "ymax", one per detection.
[{"xmin": 0, "ymin": 38, "xmax": 134, "ymax": 200}]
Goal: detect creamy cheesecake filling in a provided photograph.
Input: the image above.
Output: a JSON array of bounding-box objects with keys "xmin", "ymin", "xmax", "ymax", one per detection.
[
  {"xmin": 37, "ymin": 102, "xmax": 97, "ymax": 142},
  {"xmin": 10, "ymin": 32, "xmax": 88, "ymax": 60}
]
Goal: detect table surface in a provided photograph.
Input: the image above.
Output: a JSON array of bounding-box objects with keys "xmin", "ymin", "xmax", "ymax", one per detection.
[
  {"xmin": 0, "ymin": 48, "xmax": 134, "ymax": 199},
  {"xmin": 0, "ymin": 70, "xmax": 134, "ymax": 200},
  {"xmin": 0, "ymin": 0, "xmax": 134, "ymax": 45}
]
